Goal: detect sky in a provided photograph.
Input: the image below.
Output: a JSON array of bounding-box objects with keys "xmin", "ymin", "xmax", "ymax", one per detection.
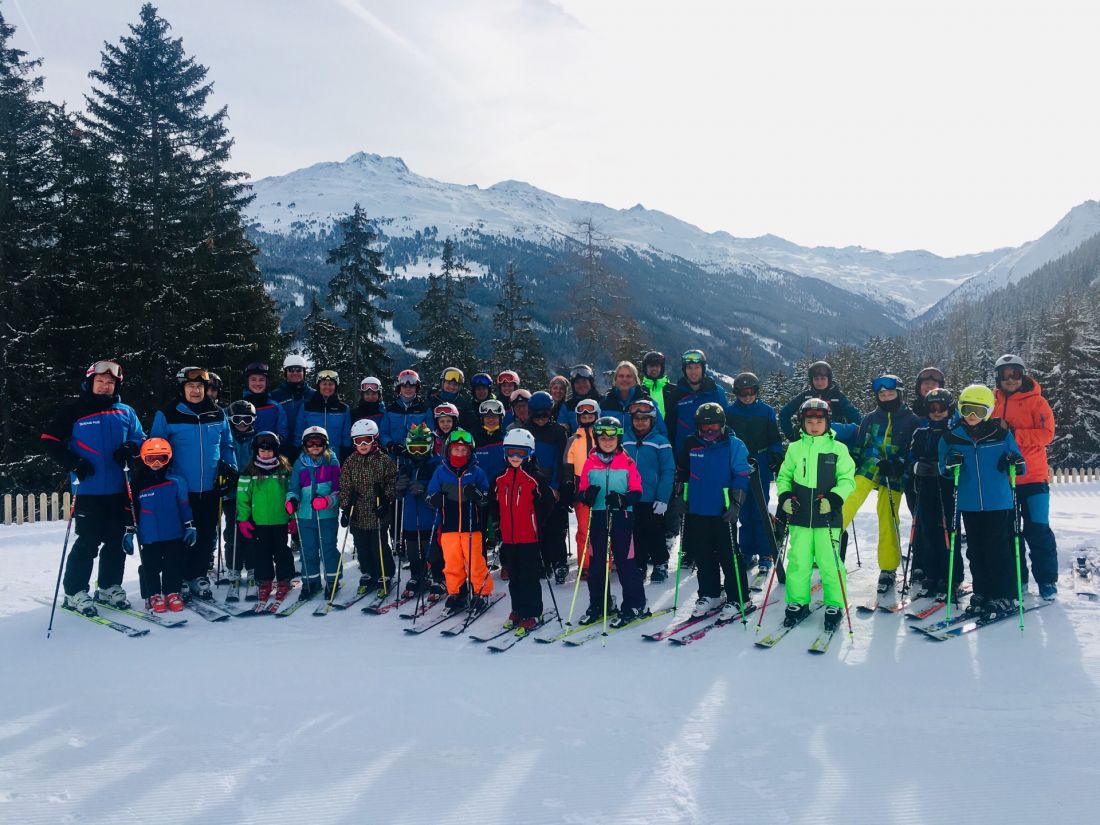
[{"xmin": 8, "ymin": 0, "xmax": 1100, "ymax": 257}]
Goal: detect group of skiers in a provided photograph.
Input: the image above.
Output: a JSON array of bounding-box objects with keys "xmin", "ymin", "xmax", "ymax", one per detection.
[{"xmin": 42, "ymin": 347, "xmax": 1059, "ymax": 637}]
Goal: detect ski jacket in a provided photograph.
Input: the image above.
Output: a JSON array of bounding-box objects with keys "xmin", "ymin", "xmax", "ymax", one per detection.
[
  {"xmin": 427, "ymin": 456, "xmax": 490, "ymax": 532},
  {"xmin": 351, "ymin": 400, "xmax": 386, "ymax": 430},
  {"xmin": 565, "ymin": 425, "xmax": 597, "ymax": 485},
  {"xmin": 908, "ymin": 420, "xmax": 953, "ymax": 499},
  {"xmin": 225, "ymin": 430, "xmax": 256, "ymax": 498},
  {"xmin": 288, "ymin": 452, "xmax": 341, "ymax": 519},
  {"xmin": 640, "ymin": 374, "xmax": 670, "ymax": 417},
  {"xmin": 241, "ymin": 390, "xmax": 289, "ymax": 443},
  {"xmin": 676, "ymin": 428, "xmax": 752, "ymax": 517},
  {"xmin": 270, "ymin": 380, "xmax": 316, "ymax": 445},
  {"xmin": 338, "ymin": 450, "xmax": 397, "ymax": 529},
  {"xmin": 494, "ymin": 460, "xmax": 554, "ymax": 545},
  {"xmin": 850, "ymin": 404, "xmax": 920, "ymax": 484},
  {"xmin": 993, "ymin": 378, "xmax": 1054, "ymax": 485},
  {"xmin": 726, "ymin": 399, "xmax": 784, "ymax": 483},
  {"xmin": 599, "ymin": 385, "xmax": 668, "ymax": 436},
  {"xmin": 150, "ymin": 398, "xmax": 236, "ymax": 494},
  {"xmin": 134, "ymin": 469, "xmax": 192, "ymax": 544},
  {"xmin": 663, "ymin": 376, "xmax": 729, "ymax": 453},
  {"xmin": 236, "ymin": 463, "xmax": 292, "ymax": 526},
  {"xmin": 778, "ymin": 384, "xmax": 862, "ymax": 441},
  {"xmin": 526, "ymin": 419, "xmax": 568, "ymax": 491},
  {"xmin": 579, "ymin": 449, "xmax": 643, "ymax": 512},
  {"xmin": 775, "ymin": 429, "xmax": 856, "ymax": 530},
  {"xmin": 298, "ymin": 393, "xmax": 352, "ymax": 455},
  {"xmin": 939, "ymin": 420, "xmax": 1023, "ymax": 512},
  {"xmin": 622, "ymin": 427, "xmax": 675, "ymax": 504},
  {"xmin": 41, "ymin": 391, "xmax": 146, "ymax": 496},
  {"xmin": 397, "ymin": 454, "xmax": 440, "ymax": 532},
  {"xmin": 380, "ymin": 395, "xmax": 431, "ymax": 447},
  {"xmin": 473, "ymin": 427, "xmax": 506, "ymax": 489}
]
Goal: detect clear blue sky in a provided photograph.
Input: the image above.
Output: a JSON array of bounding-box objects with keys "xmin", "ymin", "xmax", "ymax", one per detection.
[{"xmin": 9, "ymin": 0, "xmax": 1099, "ymax": 257}]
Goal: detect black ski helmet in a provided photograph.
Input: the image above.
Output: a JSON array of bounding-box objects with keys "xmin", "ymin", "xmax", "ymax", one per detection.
[
  {"xmin": 733, "ymin": 372, "xmax": 760, "ymax": 394},
  {"xmin": 681, "ymin": 349, "xmax": 707, "ymax": 377},
  {"xmin": 252, "ymin": 431, "xmax": 281, "ymax": 455},
  {"xmin": 642, "ymin": 351, "xmax": 665, "ymax": 377},
  {"xmin": 807, "ymin": 361, "xmax": 832, "ymax": 382},
  {"xmin": 922, "ymin": 387, "xmax": 956, "ymax": 413},
  {"xmin": 229, "ymin": 399, "xmax": 256, "ymax": 418},
  {"xmin": 915, "ymin": 367, "xmax": 946, "ymax": 390},
  {"xmin": 694, "ymin": 402, "xmax": 725, "ymax": 428}
]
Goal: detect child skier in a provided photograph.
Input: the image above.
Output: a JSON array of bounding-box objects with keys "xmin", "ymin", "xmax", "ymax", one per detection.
[
  {"xmin": 129, "ymin": 438, "xmax": 195, "ymax": 613},
  {"xmin": 775, "ymin": 399, "xmax": 857, "ymax": 630},
  {"xmin": 940, "ymin": 385, "xmax": 1026, "ymax": 616},
  {"xmin": 339, "ymin": 419, "xmax": 398, "ymax": 592},
  {"xmin": 236, "ymin": 431, "xmax": 295, "ymax": 606},
  {"xmin": 622, "ymin": 398, "xmax": 674, "ymax": 583},
  {"xmin": 907, "ymin": 388, "xmax": 963, "ymax": 599},
  {"xmin": 426, "ymin": 429, "xmax": 494, "ymax": 613},
  {"xmin": 525, "ymin": 391, "xmax": 569, "ymax": 581},
  {"xmin": 564, "ymin": 398, "xmax": 601, "ymax": 578},
  {"xmin": 494, "ymin": 428, "xmax": 555, "ymax": 633},
  {"xmin": 577, "ymin": 417, "xmax": 649, "ymax": 627},
  {"xmin": 286, "ymin": 426, "xmax": 342, "ymax": 600},
  {"xmin": 396, "ymin": 423, "xmax": 443, "ymax": 597},
  {"xmin": 673, "ymin": 403, "xmax": 753, "ymax": 621},
  {"xmin": 433, "ymin": 402, "xmax": 461, "ymax": 454},
  {"xmin": 224, "ymin": 399, "xmax": 258, "ymax": 593}
]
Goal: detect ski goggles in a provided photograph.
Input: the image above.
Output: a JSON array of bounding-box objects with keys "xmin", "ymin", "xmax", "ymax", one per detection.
[
  {"xmin": 352, "ymin": 435, "xmax": 377, "ymax": 447},
  {"xmin": 442, "ymin": 368, "xmax": 465, "ymax": 384},
  {"xmin": 872, "ymin": 376, "xmax": 899, "ymax": 393},
  {"xmin": 316, "ymin": 370, "xmax": 339, "ymax": 384},
  {"xmin": 593, "ymin": 425, "xmax": 623, "ymax": 438},
  {"xmin": 505, "ymin": 446, "xmax": 533, "ymax": 459},
  {"xmin": 178, "ymin": 367, "xmax": 209, "ymax": 383},
  {"xmin": 681, "ymin": 351, "xmax": 705, "ymax": 365},
  {"xmin": 960, "ymin": 403, "xmax": 992, "ymax": 419},
  {"xmin": 142, "ymin": 453, "xmax": 171, "ymax": 467},
  {"xmin": 569, "ymin": 365, "xmax": 595, "ymax": 380},
  {"xmin": 86, "ymin": 360, "xmax": 123, "ymax": 380},
  {"xmin": 303, "ymin": 438, "xmax": 327, "ymax": 449},
  {"xmin": 284, "ymin": 365, "xmax": 306, "ymax": 374},
  {"xmin": 229, "ymin": 414, "xmax": 256, "ymax": 426},
  {"xmin": 447, "ymin": 430, "xmax": 474, "ymax": 446},
  {"xmin": 531, "ymin": 410, "xmax": 552, "ymax": 420},
  {"xmin": 802, "ymin": 411, "xmax": 827, "ymax": 421},
  {"xmin": 471, "ymin": 373, "xmax": 494, "ymax": 387},
  {"xmin": 406, "ymin": 442, "xmax": 432, "ymax": 455},
  {"xmin": 360, "ymin": 379, "xmax": 382, "ymax": 393},
  {"xmin": 244, "ymin": 361, "xmax": 269, "ymax": 376},
  {"xmin": 997, "ymin": 367, "xmax": 1023, "ymax": 381},
  {"xmin": 737, "ymin": 388, "xmax": 758, "ymax": 398},
  {"xmin": 926, "ymin": 403, "xmax": 951, "ymax": 416},
  {"xmin": 577, "ymin": 409, "xmax": 599, "ymax": 419},
  {"xmin": 396, "ymin": 372, "xmax": 420, "ymax": 386}
]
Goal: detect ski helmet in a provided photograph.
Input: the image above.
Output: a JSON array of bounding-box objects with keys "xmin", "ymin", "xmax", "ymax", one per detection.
[
  {"xmin": 396, "ymin": 369, "xmax": 421, "ymax": 387},
  {"xmin": 958, "ymin": 385, "xmax": 995, "ymax": 420},
  {"xmin": 360, "ymin": 376, "xmax": 382, "ymax": 393},
  {"xmin": 510, "ymin": 389, "xmax": 532, "ymax": 404},
  {"xmin": 497, "ymin": 370, "xmax": 520, "ymax": 386},
  {"xmin": 871, "ymin": 374, "xmax": 901, "ymax": 394},
  {"xmin": 799, "ymin": 397, "xmax": 832, "ymax": 423},
  {"xmin": 315, "ymin": 369, "xmax": 339, "ymax": 388},
  {"xmin": 282, "ymin": 353, "xmax": 308, "ymax": 372},
  {"xmin": 994, "ymin": 354, "xmax": 1026, "ymax": 379},
  {"xmin": 471, "ymin": 372, "xmax": 494, "ymax": 389},
  {"xmin": 575, "ymin": 399, "xmax": 601, "ymax": 417},
  {"xmin": 569, "ymin": 364, "xmax": 595, "ymax": 381},
  {"xmin": 301, "ymin": 425, "xmax": 329, "ymax": 447},
  {"xmin": 350, "ymin": 419, "xmax": 379, "ymax": 440},
  {"xmin": 733, "ymin": 372, "xmax": 760, "ymax": 394},
  {"xmin": 244, "ymin": 361, "xmax": 270, "ymax": 378},
  {"xmin": 176, "ymin": 366, "xmax": 210, "ymax": 387},
  {"xmin": 916, "ymin": 367, "xmax": 946, "ymax": 388},
  {"xmin": 479, "ymin": 399, "xmax": 505, "ymax": 417},
  {"xmin": 228, "ymin": 400, "xmax": 257, "ymax": 427},
  {"xmin": 922, "ymin": 388, "xmax": 955, "ymax": 413},
  {"xmin": 208, "ymin": 372, "xmax": 223, "ymax": 391},
  {"xmin": 140, "ymin": 437, "xmax": 172, "ymax": 466},
  {"xmin": 549, "ymin": 375, "xmax": 570, "ymax": 393},
  {"xmin": 441, "ymin": 367, "xmax": 465, "ymax": 385},
  {"xmin": 405, "ymin": 422, "xmax": 434, "ymax": 454},
  {"xmin": 694, "ymin": 402, "xmax": 725, "ymax": 428},
  {"xmin": 85, "ymin": 359, "xmax": 124, "ymax": 383},
  {"xmin": 807, "ymin": 361, "xmax": 833, "ymax": 381},
  {"xmin": 681, "ymin": 350, "xmax": 707, "ymax": 374},
  {"xmin": 628, "ymin": 398, "xmax": 658, "ymax": 419},
  {"xmin": 445, "ymin": 428, "xmax": 474, "ymax": 455},
  {"xmin": 528, "ymin": 391, "xmax": 554, "ymax": 415},
  {"xmin": 253, "ymin": 431, "xmax": 281, "ymax": 455},
  {"xmin": 433, "ymin": 402, "xmax": 460, "ymax": 422},
  {"xmin": 503, "ymin": 428, "xmax": 536, "ymax": 454},
  {"xmin": 592, "ymin": 416, "xmax": 624, "ymax": 440},
  {"xmin": 643, "ymin": 351, "xmax": 665, "ymax": 371}
]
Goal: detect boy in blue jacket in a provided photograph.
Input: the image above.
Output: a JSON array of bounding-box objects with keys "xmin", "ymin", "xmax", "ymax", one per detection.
[
  {"xmin": 939, "ymin": 385, "xmax": 1026, "ymax": 616},
  {"xmin": 396, "ymin": 424, "xmax": 444, "ymax": 598},
  {"xmin": 622, "ymin": 398, "xmax": 675, "ymax": 583}
]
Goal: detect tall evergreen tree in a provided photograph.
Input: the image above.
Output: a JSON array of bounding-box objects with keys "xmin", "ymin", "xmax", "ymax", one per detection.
[
  {"xmin": 80, "ymin": 3, "xmax": 282, "ymax": 411},
  {"xmin": 409, "ymin": 238, "xmax": 478, "ymax": 386},
  {"xmin": 301, "ymin": 294, "xmax": 351, "ymax": 379},
  {"xmin": 326, "ymin": 202, "xmax": 392, "ymax": 382},
  {"xmin": 490, "ymin": 262, "xmax": 547, "ymax": 382},
  {"xmin": 569, "ymin": 219, "xmax": 620, "ymax": 367}
]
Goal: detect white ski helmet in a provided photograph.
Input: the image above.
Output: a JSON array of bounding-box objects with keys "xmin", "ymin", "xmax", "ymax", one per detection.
[
  {"xmin": 350, "ymin": 419, "xmax": 379, "ymax": 439},
  {"xmin": 575, "ymin": 399, "xmax": 601, "ymax": 417},
  {"xmin": 479, "ymin": 399, "xmax": 505, "ymax": 417},
  {"xmin": 503, "ymin": 428, "xmax": 536, "ymax": 453},
  {"xmin": 301, "ymin": 425, "xmax": 329, "ymax": 446},
  {"xmin": 360, "ymin": 376, "xmax": 382, "ymax": 393},
  {"xmin": 283, "ymin": 353, "xmax": 308, "ymax": 372}
]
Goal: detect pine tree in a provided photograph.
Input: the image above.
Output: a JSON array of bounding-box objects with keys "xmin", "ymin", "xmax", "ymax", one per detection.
[
  {"xmin": 490, "ymin": 263, "xmax": 547, "ymax": 382},
  {"xmin": 569, "ymin": 219, "xmax": 621, "ymax": 368},
  {"xmin": 301, "ymin": 294, "xmax": 351, "ymax": 379},
  {"xmin": 326, "ymin": 202, "xmax": 392, "ymax": 382},
  {"xmin": 612, "ymin": 315, "xmax": 648, "ymax": 369},
  {"xmin": 408, "ymin": 238, "xmax": 478, "ymax": 387},
  {"xmin": 80, "ymin": 3, "xmax": 282, "ymax": 411},
  {"xmin": 0, "ymin": 10, "xmax": 56, "ymax": 488}
]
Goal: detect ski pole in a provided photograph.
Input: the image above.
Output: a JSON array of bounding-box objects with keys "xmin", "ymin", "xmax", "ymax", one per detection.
[
  {"xmin": 374, "ymin": 483, "xmax": 388, "ymax": 596},
  {"xmin": 851, "ymin": 520, "xmax": 862, "ymax": 568},
  {"xmin": 723, "ymin": 488, "xmax": 747, "ymax": 627},
  {"xmin": 536, "ymin": 541, "xmax": 565, "ymax": 630},
  {"xmin": 883, "ymin": 472, "xmax": 904, "ymax": 585},
  {"xmin": 602, "ymin": 503, "xmax": 612, "ymax": 637},
  {"xmin": 215, "ymin": 495, "xmax": 224, "ymax": 585},
  {"xmin": 672, "ymin": 483, "xmax": 688, "ymax": 612},
  {"xmin": 756, "ymin": 515, "xmax": 788, "ymax": 631},
  {"xmin": 327, "ymin": 504, "xmax": 353, "ymax": 609},
  {"xmin": 1009, "ymin": 464, "xmax": 1025, "ymax": 631},
  {"xmin": 47, "ymin": 481, "xmax": 79, "ymax": 639},
  {"xmin": 314, "ymin": 493, "xmax": 328, "ymax": 596},
  {"xmin": 900, "ymin": 479, "xmax": 922, "ymax": 598},
  {"xmin": 828, "ymin": 523, "xmax": 854, "ymax": 635},
  {"xmin": 946, "ymin": 466, "xmax": 962, "ymax": 621},
  {"xmin": 567, "ymin": 503, "xmax": 593, "ymax": 624},
  {"xmin": 392, "ymin": 484, "xmax": 402, "ymax": 600}
]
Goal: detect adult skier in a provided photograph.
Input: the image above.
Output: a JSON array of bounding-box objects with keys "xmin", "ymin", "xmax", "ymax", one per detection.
[
  {"xmin": 428, "ymin": 367, "xmax": 475, "ymax": 431},
  {"xmin": 525, "ymin": 391, "xmax": 569, "ymax": 579},
  {"xmin": 561, "ymin": 364, "xmax": 601, "ymax": 432},
  {"xmin": 240, "ymin": 361, "xmax": 289, "ymax": 444},
  {"xmin": 639, "ymin": 351, "xmax": 670, "ymax": 417},
  {"xmin": 662, "ymin": 349, "xmax": 728, "ymax": 454},
  {"xmin": 270, "ymin": 353, "xmax": 315, "ymax": 460},
  {"xmin": 600, "ymin": 360, "xmax": 667, "ymax": 435},
  {"xmin": 352, "ymin": 376, "xmax": 387, "ymax": 430},
  {"xmin": 622, "ymin": 398, "xmax": 674, "ymax": 582},
  {"xmin": 777, "ymin": 361, "xmax": 862, "ymax": 441},
  {"xmin": 298, "ymin": 369, "xmax": 352, "ymax": 460}
]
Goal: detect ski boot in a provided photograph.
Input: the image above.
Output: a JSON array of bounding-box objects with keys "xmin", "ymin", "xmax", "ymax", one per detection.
[
  {"xmin": 516, "ymin": 616, "xmax": 539, "ymax": 635},
  {"xmin": 579, "ymin": 597, "xmax": 617, "ymax": 625},
  {"xmin": 428, "ymin": 580, "xmax": 446, "ymax": 602},
  {"xmin": 257, "ymin": 581, "xmax": 273, "ymax": 603},
  {"xmin": 402, "ymin": 578, "xmax": 421, "ymax": 599},
  {"xmin": 609, "ymin": 606, "xmax": 650, "ymax": 628},
  {"xmin": 823, "ymin": 605, "xmax": 843, "ymax": 632},
  {"xmin": 757, "ymin": 556, "xmax": 773, "ymax": 574},
  {"xmin": 297, "ymin": 578, "xmax": 321, "ymax": 601},
  {"xmin": 964, "ymin": 594, "xmax": 987, "ymax": 615},
  {"xmin": 1039, "ymin": 582, "xmax": 1057, "ymax": 601},
  {"xmin": 650, "ymin": 563, "xmax": 669, "ymax": 583},
  {"xmin": 691, "ymin": 595, "xmax": 723, "ymax": 617},
  {"xmin": 146, "ymin": 594, "xmax": 167, "ymax": 614},
  {"xmin": 228, "ymin": 569, "xmax": 241, "ymax": 587},
  {"xmin": 503, "ymin": 611, "xmax": 521, "ymax": 631},
  {"xmin": 783, "ymin": 603, "xmax": 810, "ymax": 628},
  {"xmin": 718, "ymin": 601, "xmax": 742, "ymax": 622},
  {"xmin": 274, "ymin": 580, "xmax": 292, "ymax": 603},
  {"xmin": 64, "ymin": 590, "xmax": 98, "ymax": 617},
  {"xmin": 987, "ymin": 597, "xmax": 1017, "ymax": 616},
  {"xmin": 165, "ymin": 592, "xmax": 185, "ymax": 612},
  {"xmin": 95, "ymin": 584, "xmax": 132, "ymax": 610},
  {"xmin": 189, "ymin": 577, "xmax": 213, "ymax": 601},
  {"xmin": 444, "ymin": 592, "xmax": 467, "ymax": 613},
  {"xmin": 877, "ymin": 570, "xmax": 897, "ymax": 594},
  {"xmin": 359, "ymin": 574, "xmax": 379, "ymax": 591},
  {"xmin": 554, "ymin": 564, "xmax": 568, "ymax": 585}
]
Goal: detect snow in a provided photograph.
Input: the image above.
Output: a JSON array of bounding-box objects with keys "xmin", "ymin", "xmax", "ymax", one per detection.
[
  {"xmin": 245, "ymin": 152, "xmax": 1100, "ymax": 319},
  {"xmin": 3, "ymin": 485, "xmax": 1099, "ymax": 824}
]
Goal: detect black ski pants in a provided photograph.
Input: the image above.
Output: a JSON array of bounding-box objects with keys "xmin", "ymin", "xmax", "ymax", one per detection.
[
  {"xmin": 187, "ymin": 491, "xmax": 221, "ymax": 580},
  {"xmin": 632, "ymin": 503, "xmax": 669, "ymax": 572},
  {"xmin": 353, "ymin": 526, "xmax": 395, "ymax": 580},
  {"xmin": 253, "ymin": 524, "xmax": 294, "ymax": 583},
  {"xmin": 505, "ymin": 541, "xmax": 544, "ymax": 618},
  {"xmin": 685, "ymin": 513, "xmax": 750, "ymax": 604},
  {"xmin": 540, "ymin": 503, "xmax": 569, "ymax": 569},
  {"xmin": 963, "ymin": 509, "xmax": 1016, "ymax": 600},
  {"xmin": 64, "ymin": 493, "xmax": 128, "ymax": 596},
  {"xmin": 139, "ymin": 539, "xmax": 186, "ymax": 598}
]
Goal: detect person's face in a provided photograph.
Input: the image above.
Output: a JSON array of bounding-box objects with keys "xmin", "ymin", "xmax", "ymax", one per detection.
[
  {"xmin": 442, "ymin": 378, "xmax": 460, "ymax": 394},
  {"xmin": 614, "ymin": 368, "xmax": 636, "ymax": 392},
  {"xmin": 506, "ymin": 452, "xmax": 525, "ymax": 468},
  {"xmin": 927, "ymin": 405, "xmax": 950, "ymax": 422},
  {"xmin": 632, "ymin": 414, "xmax": 653, "ymax": 436},
  {"xmin": 573, "ymin": 377, "xmax": 592, "ymax": 396},
  {"xmin": 248, "ymin": 374, "xmax": 267, "ymax": 394},
  {"xmin": 206, "ymin": 386, "xmax": 219, "ymax": 401},
  {"xmin": 437, "ymin": 416, "xmax": 455, "ymax": 434},
  {"xmin": 319, "ymin": 379, "xmax": 336, "ymax": 397},
  {"xmin": 998, "ymin": 368, "xmax": 1023, "ymax": 392},
  {"xmin": 482, "ymin": 413, "xmax": 501, "ymax": 430},
  {"xmin": 962, "ymin": 408, "xmax": 985, "ymax": 426},
  {"xmin": 877, "ymin": 388, "xmax": 898, "ymax": 403},
  {"xmin": 578, "ymin": 412, "xmax": 597, "ymax": 428},
  {"xmin": 285, "ymin": 366, "xmax": 305, "ymax": 385},
  {"xmin": 531, "ymin": 411, "xmax": 552, "ymax": 428},
  {"xmin": 919, "ymin": 378, "xmax": 941, "ymax": 397},
  {"xmin": 499, "ymin": 381, "xmax": 517, "ymax": 397},
  {"xmin": 399, "ymin": 384, "xmax": 417, "ymax": 399},
  {"xmin": 699, "ymin": 422, "xmax": 721, "ymax": 441},
  {"xmin": 473, "ymin": 386, "xmax": 490, "ymax": 401},
  {"xmin": 513, "ymin": 402, "xmax": 529, "ymax": 421},
  {"xmin": 645, "ymin": 363, "xmax": 662, "ymax": 378},
  {"xmin": 597, "ymin": 434, "xmax": 618, "ymax": 452},
  {"xmin": 736, "ymin": 388, "xmax": 757, "ymax": 405},
  {"xmin": 549, "ymin": 383, "xmax": 566, "ymax": 402},
  {"xmin": 362, "ymin": 388, "xmax": 380, "ymax": 403},
  {"xmin": 257, "ymin": 446, "xmax": 276, "ymax": 461},
  {"xmin": 183, "ymin": 381, "xmax": 206, "ymax": 403},
  {"xmin": 684, "ymin": 364, "xmax": 703, "ymax": 384},
  {"xmin": 91, "ymin": 374, "xmax": 117, "ymax": 396},
  {"xmin": 803, "ymin": 414, "xmax": 828, "ymax": 436},
  {"xmin": 450, "ymin": 442, "xmax": 470, "ymax": 460},
  {"xmin": 304, "ymin": 439, "xmax": 326, "ymax": 455},
  {"xmin": 811, "ymin": 372, "xmax": 830, "ymax": 390}
]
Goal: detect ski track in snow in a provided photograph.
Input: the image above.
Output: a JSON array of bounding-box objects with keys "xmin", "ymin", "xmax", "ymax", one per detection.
[{"xmin": 2, "ymin": 485, "xmax": 1100, "ymax": 824}]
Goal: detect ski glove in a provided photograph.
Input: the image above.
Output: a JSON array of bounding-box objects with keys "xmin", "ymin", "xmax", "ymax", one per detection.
[
  {"xmin": 339, "ymin": 510, "xmax": 351, "ymax": 528},
  {"xmin": 408, "ymin": 481, "xmax": 425, "ymax": 496},
  {"xmin": 395, "ymin": 475, "xmax": 410, "ymax": 495},
  {"xmin": 877, "ymin": 457, "xmax": 905, "ymax": 479},
  {"xmin": 652, "ymin": 500, "xmax": 668, "ymax": 516},
  {"xmin": 113, "ymin": 441, "xmax": 141, "ymax": 466},
  {"xmin": 238, "ymin": 519, "xmax": 255, "ymax": 540},
  {"xmin": 943, "ymin": 451, "xmax": 964, "ymax": 469},
  {"xmin": 122, "ymin": 527, "xmax": 136, "ymax": 555},
  {"xmin": 580, "ymin": 485, "xmax": 601, "ymax": 507},
  {"xmin": 72, "ymin": 457, "xmax": 95, "ymax": 480},
  {"xmin": 389, "ymin": 442, "xmax": 407, "ymax": 457},
  {"xmin": 667, "ymin": 485, "xmax": 686, "ymax": 520},
  {"xmin": 559, "ymin": 480, "xmax": 575, "ymax": 507},
  {"xmin": 604, "ymin": 491, "xmax": 626, "ymax": 511},
  {"xmin": 816, "ymin": 492, "xmax": 844, "ymax": 515},
  {"xmin": 462, "ymin": 485, "xmax": 489, "ymax": 507},
  {"xmin": 721, "ymin": 489, "xmax": 745, "ymax": 523},
  {"xmin": 310, "ymin": 496, "xmax": 329, "ymax": 512},
  {"xmin": 778, "ymin": 491, "xmax": 799, "ymax": 515},
  {"xmin": 997, "ymin": 452, "xmax": 1026, "ymax": 473},
  {"xmin": 182, "ymin": 521, "xmax": 198, "ymax": 547},
  {"xmin": 913, "ymin": 459, "xmax": 939, "ymax": 478},
  {"xmin": 426, "ymin": 492, "xmax": 445, "ymax": 509},
  {"xmin": 374, "ymin": 497, "xmax": 391, "ymax": 521}
]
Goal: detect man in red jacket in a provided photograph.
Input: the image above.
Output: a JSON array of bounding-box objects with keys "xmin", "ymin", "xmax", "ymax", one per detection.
[{"xmin": 992, "ymin": 354, "xmax": 1058, "ymax": 600}]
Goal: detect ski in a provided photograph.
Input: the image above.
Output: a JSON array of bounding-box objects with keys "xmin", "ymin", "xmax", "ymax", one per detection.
[
  {"xmin": 399, "ymin": 592, "xmax": 445, "ymax": 620},
  {"xmin": 754, "ymin": 600, "xmax": 825, "ymax": 648},
  {"xmin": 904, "ymin": 585, "xmax": 972, "ymax": 621},
  {"xmin": 487, "ymin": 613, "xmax": 560, "ymax": 652},
  {"xmin": 58, "ymin": 603, "xmax": 149, "ymax": 637},
  {"xmin": 185, "ymin": 598, "xmax": 231, "ymax": 622},
  {"xmin": 749, "ymin": 568, "xmax": 770, "ymax": 592},
  {"xmin": 225, "ymin": 581, "xmax": 241, "ymax": 602},
  {"xmin": 668, "ymin": 600, "xmax": 771, "ymax": 645},
  {"xmin": 532, "ymin": 619, "xmax": 600, "ymax": 644},
  {"xmin": 641, "ymin": 607, "xmax": 721, "ymax": 642},
  {"xmin": 358, "ymin": 586, "xmax": 399, "ymax": 614},
  {"xmin": 403, "ymin": 602, "xmax": 476, "ymax": 635},
  {"xmin": 924, "ymin": 601, "xmax": 1052, "ymax": 640},
  {"xmin": 244, "ymin": 579, "xmax": 259, "ymax": 602},
  {"xmin": 275, "ymin": 591, "xmax": 316, "ymax": 617},
  {"xmin": 94, "ymin": 600, "xmax": 188, "ymax": 628},
  {"xmin": 440, "ymin": 595, "xmax": 506, "ymax": 636},
  {"xmin": 875, "ymin": 593, "xmax": 906, "ymax": 613},
  {"xmin": 364, "ymin": 591, "xmax": 418, "ymax": 615},
  {"xmin": 561, "ymin": 607, "xmax": 673, "ymax": 647},
  {"xmin": 330, "ymin": 585, "xmax": 372, "ymax": 610},
  {"xmin": 807, "ymin": 623, "xmax": 842, "ymax": 654}
]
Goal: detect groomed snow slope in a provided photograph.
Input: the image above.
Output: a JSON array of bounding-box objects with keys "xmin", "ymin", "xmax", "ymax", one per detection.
[{"xmin": 2, "ymin": 486, "xmax": 1098, "ymax": 825}]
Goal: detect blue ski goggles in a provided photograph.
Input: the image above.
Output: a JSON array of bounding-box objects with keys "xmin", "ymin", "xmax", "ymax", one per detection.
[{"xmin": 872, "ymin": 375, "xmax": 899, "ymax": 393}]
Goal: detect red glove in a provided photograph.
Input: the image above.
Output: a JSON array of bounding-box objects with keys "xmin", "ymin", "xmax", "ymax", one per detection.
[
  {"xmin": 285, "ymin": 499, "xmax": 298, "ymax": 515},
  {"xmin": 287, "ymin": 519, "xmax": 298, "ymax": 537},
  {"xmin": 238, "ymin": 520, "xmax": 255, "ymax": 540},
  {"xmin": 311, "ymin": 496, "xmax": 329, "ymax": 512}
]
